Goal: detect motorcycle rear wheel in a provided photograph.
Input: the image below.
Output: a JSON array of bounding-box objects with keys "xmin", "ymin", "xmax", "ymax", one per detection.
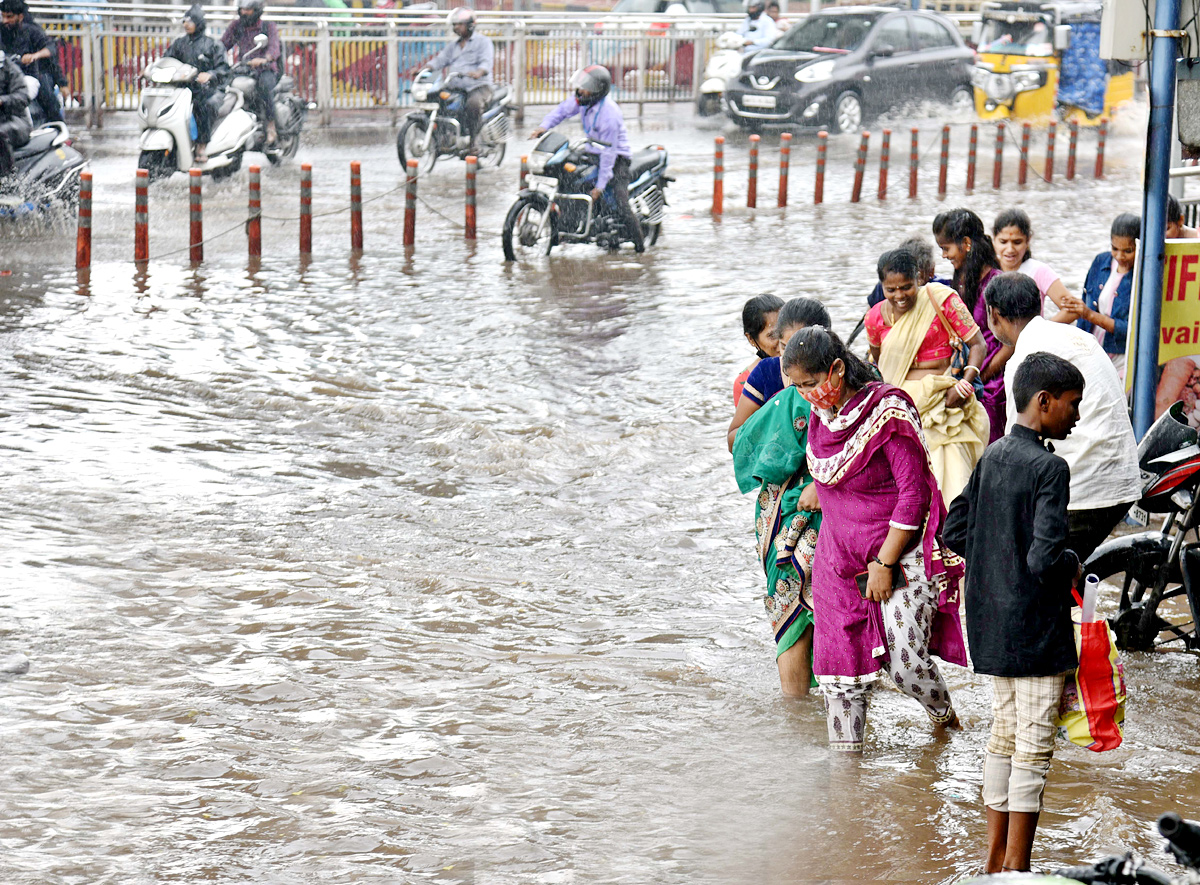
[
  {"xmin": 397, "ymin": 115, "xmax": 437, "ymax": 177},
  {"xmin": 502, "ymin": 193, "xmax": 556, "ymax": 261}
]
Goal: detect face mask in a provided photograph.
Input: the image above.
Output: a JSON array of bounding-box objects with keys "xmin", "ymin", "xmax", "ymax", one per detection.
[{"xmin": 801, "ymin": 367, "xmax": 843, "ymax": 411}]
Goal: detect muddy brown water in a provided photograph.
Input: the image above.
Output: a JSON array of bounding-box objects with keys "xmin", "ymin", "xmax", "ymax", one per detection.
[{"xmin": 1, "ymin": 107, "xmax": 1196, "ymax": 884}]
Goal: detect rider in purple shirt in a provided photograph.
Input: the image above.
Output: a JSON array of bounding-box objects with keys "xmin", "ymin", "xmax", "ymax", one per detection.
[
  {"xmin": 529, "ymin": 65, "xmax": 644, "ymax": 253},
  {"xmin": 221, "ymin": 0, "xmax": 281, "ymax": 145}
]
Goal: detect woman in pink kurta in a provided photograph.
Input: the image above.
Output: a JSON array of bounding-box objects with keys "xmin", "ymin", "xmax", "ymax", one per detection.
[{"xmin": 781, "ymin": 326, "xmax": 967, "ymax": 753}]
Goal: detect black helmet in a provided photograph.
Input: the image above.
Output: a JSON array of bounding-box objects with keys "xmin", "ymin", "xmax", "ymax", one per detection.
[
  {"xmin": 569, "ymin": 65, "xmax": 611, "ymax": 107},
  {"xmin": 447, "ymin": 6, "xmax": 476, "ymax": 38},
  {"xmin": 239, "ymin": 0, "xmax": 264, "ymax": 24}
]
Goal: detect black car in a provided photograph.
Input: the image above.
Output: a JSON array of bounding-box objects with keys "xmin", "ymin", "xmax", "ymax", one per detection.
[{"xmin": 725, "ymin": 7, "xmax": 975, "ymax": 132}]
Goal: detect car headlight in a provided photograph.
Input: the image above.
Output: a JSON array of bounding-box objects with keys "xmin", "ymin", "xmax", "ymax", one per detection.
[
  {"xmin": 1012, "ymin": 69, "xmax": 1044, "ymax": 92},
  {"xmin": 795, "ymin": 61, "xmax": 835, "ymax": 83}
]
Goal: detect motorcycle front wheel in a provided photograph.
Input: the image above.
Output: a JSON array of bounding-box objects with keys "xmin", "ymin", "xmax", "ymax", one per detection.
[
  {"xmin": 502, "ymin": 193, "xmax": 556, "ymax": 261},
  {"xmin": 397, "ymin": 115, "xmax": 437, "ymax": 177},
  {"xmin": 137, "ymin": 149, "xmax": 175, "ymax": 183},
  {"xmin": 1088, "ymin": 551, "xmax": 1193, "ymax": 652}
]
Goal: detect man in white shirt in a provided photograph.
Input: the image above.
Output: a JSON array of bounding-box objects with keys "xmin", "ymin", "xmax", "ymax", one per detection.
[
  {"xmin": 738, "ymin": 0, "xmax": 778, "ymax": 53},
  {"xmin": 986, "ymin": 272, "xmax": 1142, "ymax": 561}
]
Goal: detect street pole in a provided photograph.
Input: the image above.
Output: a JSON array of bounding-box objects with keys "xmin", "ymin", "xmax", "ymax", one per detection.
[{"xmin": 1133, "ymin": 0, "xmax": 1183, "ymax": 438}]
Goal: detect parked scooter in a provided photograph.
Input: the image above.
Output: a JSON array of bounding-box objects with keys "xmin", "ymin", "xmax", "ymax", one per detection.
[
  {"xmin": 396, "ymin": 69, "xmax": 513, "ymax": 175},
  {"xmin": 1084, "ymin": 401, "xmax": 1200, "ymax": 652},
  {"xmin": 0, "ymin": 76, "xmax": 86, "ymax": 218},
  {"xmin": 697, "ymin": 31, "xmax": 746, "ymax": 117}
]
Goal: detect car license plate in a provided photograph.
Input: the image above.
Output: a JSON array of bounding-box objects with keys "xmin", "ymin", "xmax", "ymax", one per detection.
[
  {"xmin": 742, "ymin": 95, "xmax": 776, "ymax": 109},
  {"xmin": 1127, "ymin": 505, "xmax": 1150, "ymax": 527}
]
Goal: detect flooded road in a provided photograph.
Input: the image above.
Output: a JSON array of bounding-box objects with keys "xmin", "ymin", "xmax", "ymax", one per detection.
[{"xmin": 2, "ymin": 107, "xmax": 1197, "ymax": 884}]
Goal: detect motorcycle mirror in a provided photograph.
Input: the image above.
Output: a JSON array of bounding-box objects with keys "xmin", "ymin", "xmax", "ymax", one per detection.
[{"xmin": 253, "ymin": 34, "xmax": 269, "ymax": 48}]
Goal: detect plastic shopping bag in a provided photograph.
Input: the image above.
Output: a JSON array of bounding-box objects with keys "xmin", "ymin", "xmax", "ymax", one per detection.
[{"xmin": 1055, "ymin": 587, "xmax": 1126, "ymax": 751}]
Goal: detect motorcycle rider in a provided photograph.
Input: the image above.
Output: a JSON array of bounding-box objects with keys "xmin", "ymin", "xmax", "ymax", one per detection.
[
  {"xmin": 0, "ymin": 48, "xmax": 30, "ymax": 177},
  {"xmin": 0, "ymin": 0, "xmax": 61, "ymax": 124},
  {"xmin": 221, "ymin": 0, "xmax": 280, "ymax": 147},
  {"xmin": 427, "ymin": 7, "xmax": 493, "ymax": 146},
  {"xmin": 737, "ymin": 0, "xmax": 778, "ymax": 53},
  {"xmin": 529, "ymin": 65, "xmax": 645, "ymax": 254},
  {"xmin": 165, "ymin": 4, "xmax": 228, "ymax": 164}
]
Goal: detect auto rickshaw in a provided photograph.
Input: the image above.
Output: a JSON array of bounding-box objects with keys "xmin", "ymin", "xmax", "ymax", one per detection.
[{"xmin": 971, "ymin": 0, "xmax": 1134, "ymax": 124}]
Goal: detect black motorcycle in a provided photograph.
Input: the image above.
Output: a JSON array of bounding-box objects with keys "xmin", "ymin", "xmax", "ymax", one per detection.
[
  {"xmin": 0, "ymin": 121, "xmax": 86, "ymax": 219},
  {"xmin": 227, "ymin": 60, "xmax": 307, "ymax": 163},
  {"xmin": 963, "ymin": 811, "xmax": 1200, "ymax": 884},
  {"xmin": 1084, "ymin": 402, "xmax": 1200, "ymax": 652},
  {"xmin": 396, "ymin": 69, "xmax": 512, "ymax": 175},
  {"xmin": 501, "ymin": 131, "xmax": 670, "ymax": 260}
]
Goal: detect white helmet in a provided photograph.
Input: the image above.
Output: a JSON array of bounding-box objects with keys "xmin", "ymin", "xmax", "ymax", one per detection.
[{"xmin": 447, "ymin": 6, "xmax": 476, "ymax": 36}]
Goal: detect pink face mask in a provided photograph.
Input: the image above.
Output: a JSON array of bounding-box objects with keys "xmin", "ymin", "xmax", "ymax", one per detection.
[{"xmin": 801, "ymin": 367, "xmax": 843, "ymax": 411}]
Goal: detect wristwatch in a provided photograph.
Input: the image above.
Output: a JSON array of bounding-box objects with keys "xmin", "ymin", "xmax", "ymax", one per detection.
[{"xmin": 870, "ymin": 555, "xmax": 896, "ymax": 569}]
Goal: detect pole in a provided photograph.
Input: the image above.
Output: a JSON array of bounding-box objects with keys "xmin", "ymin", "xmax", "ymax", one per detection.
[
  {"xmin": 1133, "ymin": 0, "xmax": 1183, "ymax": 437},
  {"xmin": 465, "ymin": 155, "xmax": 477, "ymax": 240},
  {"xmin": 520, "ymin": 154, "xmax": 529, "ymax": 191},
  {"xmin": 300, "ymin": 163, "xmax": 312, "ymax": 256},
  {"xmin": 1018, "ymin": 122, "xmax": 1031, "ymax": 186},
  {"xmin": 712, "ymin": 135, "xmax": 724, "ymax": 216},
  {"xmin": 778, "ymin": 131, "xmax": 791, "ymax": 208},
  {"xmin": 993, "ymin": 121, "xmax": 1005, "ymax": 189},
  {"xmin": 1067, "ymin": 120, "xmax": 1078, "ymax": 180},
  {"xmin": 908, "ymin": 126, "xmax": 918, "ymax": 198},
  {"xmin": 1045, "ymin": 121, "xmax": 1056, "ymax": 182},
  {"xmin": 75, "ymin": 171, "xmax": 92, "ymax": 269},
  {"xmin": 350, "ymin": 161, "xmax": 363, "ymax": 252},
  {"xmin": 878, "ymin": 128, "xmax": 891, "ymax": 201},
  {"xmin": 967, "ymin": 123, "xmax": 978, "ymax": 191},
  {"xmin": 938, "ymin": 124, "xmax": 949, "ymax": 198},
  {"xmin": 134, "ymin": 168, "xmax": 148, "ymax": 263},
  {"xmin": 248, "ymin": 165, "xmax": 261, "ymax": 259},
  {"xmin": 404, "ymin": 158, "xmax": 417, "ymax": 247},
  {"xmin": 815, "ymin": 130, "xmax": 827, "ymax": 204},
  {"xmin": 850, "ymin": 130, "xmax": 869, "ymax": 203},
  {"xmin": 189, "ymin": 168, "xmax": 203, "ymax": 264},
  {"xmin": 747, "ymin": 134, "xmax": 759, "ymax": 209},
  {"xmin": 1095, "ymin": 117, "xmax": 1109, "ymax": 179}
]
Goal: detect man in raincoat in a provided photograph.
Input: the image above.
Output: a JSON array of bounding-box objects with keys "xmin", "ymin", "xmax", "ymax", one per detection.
[{"xmin": 165, "ymin": 5, "xmax": 228, "ymax": 163}]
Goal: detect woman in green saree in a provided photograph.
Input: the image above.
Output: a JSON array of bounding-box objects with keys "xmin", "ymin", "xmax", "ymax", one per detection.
[{"xmin": 733, "ymin": 384, "xmax": 822, "ymax": 698}]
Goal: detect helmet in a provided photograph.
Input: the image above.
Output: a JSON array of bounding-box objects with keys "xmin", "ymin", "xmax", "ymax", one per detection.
[
  {"xmin": 569, "ymin": 65, "xmax": 611, "ymax": 106},
  {"xmin": 238, "ymin": 0, "xmax": 264, "ymax": 24},
  {"xmin": 447, "ymin": 6, "xmax": 475, "ymax": 37},
  {"xmin": 744, "ymin": 0, "xmax": 765, "ymax": 16}
]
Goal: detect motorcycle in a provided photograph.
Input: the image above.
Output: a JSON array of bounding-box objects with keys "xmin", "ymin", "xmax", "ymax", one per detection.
[
  {"xmin": 0, "ymin": 77, "xmax": 86, "ymax": 218},
  {"xmin": 396, "ymin": 69, "xmax": 513, "ymax": 175},
  {"xmin": 1084, "ymin": 401, "xmax": 1200, "ymax": 653},
  {"xmin": 501, "ymin": 131, "xmax": 670, "ymax": 260},
  {"xmin": 137, "ymin": 34, "xmax": 307, "ymax": 181},
  {"xmin": 697, "ymin": 31, "xmax": 746, "ymax": 117},
  {"xmin": 963, "ymin": 811, "xmax": 1200, "ymax": 884}
]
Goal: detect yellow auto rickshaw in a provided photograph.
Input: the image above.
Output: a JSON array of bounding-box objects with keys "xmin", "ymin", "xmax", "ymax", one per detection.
[{"xmin": 971, "ymin": 0, "xmax": 1134, "ymax": 124}]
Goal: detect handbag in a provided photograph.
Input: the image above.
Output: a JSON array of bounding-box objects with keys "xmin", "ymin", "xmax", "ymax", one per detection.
[
  {"xmin": 928, "ymin": 290, "xmax": 985, "ymax": 398},
  {"xmin": 1054, "ymin": 589, "xmax": 1127, "ymax": 752}
]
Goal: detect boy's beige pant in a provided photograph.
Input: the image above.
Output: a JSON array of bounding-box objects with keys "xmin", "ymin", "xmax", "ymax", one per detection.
[{"xmin": 982, "ymin": 674, "xmax": 1068, "ymax": 813}]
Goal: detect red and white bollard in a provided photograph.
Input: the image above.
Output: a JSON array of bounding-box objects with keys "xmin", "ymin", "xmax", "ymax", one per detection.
[
  {"xmin": 1067, "ymin": 120, "xmax": 1079, "ymax": 180},
  {"xmin": 967, "ymin": 123, "xmax": 978, "ymax": 191},
  {"xmin": 747, "ymin": 134, "xmax": 759, "ymax": 209},
  {"xmin": 815, "ymin": 130, "xmax": 827, "ymax": 204},
  {"xmin": 1018, "ymin": 122, "xmax": 1031, "ymax": 186},
  {"xmin": 1095, "ymin": 117, "xmax": 1108, "ymax": 179},
  {"xmin": 75, "ymin": 170, "xmax": 92, "ymax": 269},
  {"xmin": 712, "ymin": 136, "xmax": 724, "ymax": 216},
  {"xmin": 300, "ymin": 163, "xmax": 312, "ymax": 256},
  {"xmin": 189, "ymin": 167, "xmax": 203, "ymax": 264},
  {"xmin": 878, "ymin": 128, "xmax": 891, "ymax": 201},
  {"xmin": 134, "ymin": 168, "xmax": 149, "ymax": 262},
  {"xmin": 520, "ymin": 155, "xmax": 529, "ymax": 191},
  {"xmin": 404, "ymin": 158, "xmax": 417, "ymax": 247},
  {"xmin": 1045, "ymin": 121, "xmax": 1057, "ymax": 182},
  {"xmin": 778, "ymin": 132, "xmax": 791, "ymax": 208},
  {"xmin": 908, "ymin": 126, "xmax": 919, "ymax": 198},
  {"xmin": 247, "ymin": 165, "xmax": 261, "ymax": 259},
  {"xmin": 938, "ymin": 124, "xmax": 950, "ymax": 198},
  {"xmin": 850, "ymin": 131, "xmax": 869, "ymax": 203},
  {"xmin": 350, "ymin": 161, "xmax": 363, "ymax": 252},
  {"xmin": 465, "ymin": 155, "xmax": 477, "ymax": 240},
  {"xmin": 993, "ymin": 122, "xmax": 1005, "ymax": 189}
]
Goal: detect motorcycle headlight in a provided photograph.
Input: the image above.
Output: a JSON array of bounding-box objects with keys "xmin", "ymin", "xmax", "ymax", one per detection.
[
  {"xmin": 795, "ymin": 60, "xmax": 835, "ymax": 84},
  {"xmin": 412, "ymin": 84, "xmax": 429, "ymax": 101},
  {"xmin": 528, "ymin": 154, "xmax": 547, "ymax": 174}
]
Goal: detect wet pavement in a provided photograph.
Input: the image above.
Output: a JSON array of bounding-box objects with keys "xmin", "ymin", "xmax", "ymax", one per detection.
[{"xmin": 1, "ymin": 104, "xmax": 1197, "ymax": 884}]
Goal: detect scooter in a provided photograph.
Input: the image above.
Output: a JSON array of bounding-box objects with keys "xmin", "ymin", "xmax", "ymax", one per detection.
[
  {"xmin": 396, "ymin": 69, "xmax": 513, "ymax": 175},
  {"xmin": 0, "ymin": 76, "xmax": 86, "ymax": 218},
  {"xmin": 697, "ymin": 31, "xmax": 746, "ymax": 117}
]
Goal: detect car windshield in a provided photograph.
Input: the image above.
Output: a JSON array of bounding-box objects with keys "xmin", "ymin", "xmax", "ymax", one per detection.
[
  {"xmin": 977, "ymin": 17, "xmax": 1054, "ymax": 56},
  {"xmin": 774, "ymin": 14, "xmax": 877, "ymax": 53}
]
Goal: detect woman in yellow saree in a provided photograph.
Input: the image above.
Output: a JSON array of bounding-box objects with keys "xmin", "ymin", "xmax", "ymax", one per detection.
[{"xmin": 866, "ymin": 248, "xmax": 990, "ymax": 504}]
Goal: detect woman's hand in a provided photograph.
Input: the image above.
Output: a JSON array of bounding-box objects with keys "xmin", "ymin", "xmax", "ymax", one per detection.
[
  {"xmin": 798, "ymin": 483, "xmax": 821, "ymax": 512},
  {"xmin": 1059, "ymin": 295, "xmax": 1092, "ymax": 322},
  {"xmin": 866, "ymin": 561, "xmax": 894, "ymax": 603},
  {"xmin": 944, "ymin": 378, "xmax": 971, "ymax": 409}
]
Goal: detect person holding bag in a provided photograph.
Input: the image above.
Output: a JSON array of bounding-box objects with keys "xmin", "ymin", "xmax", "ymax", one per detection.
[{"xmin": 865, "ymin": 248, "xmax": 990, "ymax": 504}]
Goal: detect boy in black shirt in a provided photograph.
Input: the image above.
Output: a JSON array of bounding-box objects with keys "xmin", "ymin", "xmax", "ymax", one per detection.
[{"xmin": 944, "ymin": 351, "xmax": 1085, "ymax": 874}]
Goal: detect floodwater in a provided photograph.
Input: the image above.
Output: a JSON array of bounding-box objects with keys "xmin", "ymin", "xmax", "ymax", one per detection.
[{"xmin": 1, "ymin": 105, "xmax": 1197, "ymax": 885}]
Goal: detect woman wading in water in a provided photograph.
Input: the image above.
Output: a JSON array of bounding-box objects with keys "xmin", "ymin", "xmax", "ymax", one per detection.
[
  {"xmin": 783, "ymin": 327, "xmax": 967, "ymax": 752},
  {"xmin": 866, "ymin": 248, "xmax": 989, "ymax": 504}
]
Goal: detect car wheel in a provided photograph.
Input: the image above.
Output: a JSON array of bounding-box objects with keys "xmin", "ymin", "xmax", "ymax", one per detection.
[
  {"xmin": 833, "ymin": 91, "xmax": 863, "ymax": 135},
  {"xmin": 950, "ymin": 86, "xmax": 974, "ymax": 113}
]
